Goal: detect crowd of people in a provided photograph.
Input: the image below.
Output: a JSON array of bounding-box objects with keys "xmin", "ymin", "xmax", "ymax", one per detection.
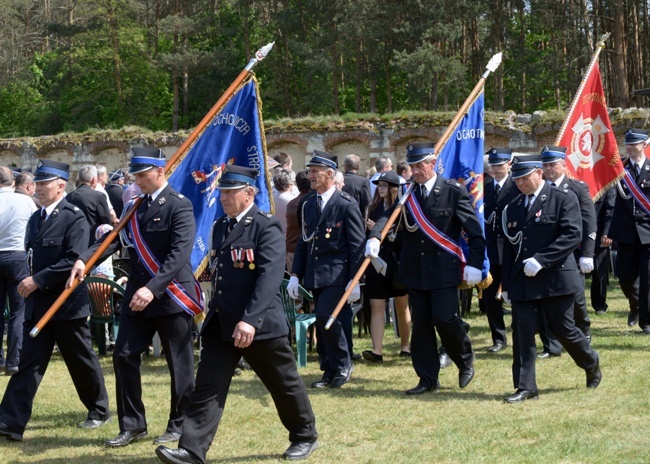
[{"xmin": 0, "ymin": 128, "xmax": 647, "ymax": 462}]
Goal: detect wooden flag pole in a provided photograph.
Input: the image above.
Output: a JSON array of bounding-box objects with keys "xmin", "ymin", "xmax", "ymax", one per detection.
[
  {"xmin": 30, "ymin": 43, "xmax": 275, "ymax": 338},
  {"xmin": 325, "ymin": 52, "xmax": 503, "ymax": 330}
]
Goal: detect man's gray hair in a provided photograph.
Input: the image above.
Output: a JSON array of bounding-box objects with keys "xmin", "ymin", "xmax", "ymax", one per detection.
[
  {"xmin": 344, "ymin": 154, "xmax": 360, "ymax": 171},
  {"xmin": 77, "ymin": 165, "xmax": 98, "ymax": 184}
]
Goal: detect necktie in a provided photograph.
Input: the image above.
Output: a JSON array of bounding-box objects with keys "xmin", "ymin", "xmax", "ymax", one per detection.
[
  {"xmin": 145, "ymin": 194, "xmax": 152, "ymax": 207},
  {"xmin": 636, "ymin": 163, "xmax": 642, "ymax": 179},
  {"xmin": 37, "ymin": 209, "xmax": 46, "ymax": 232},
  {"xmin": 225, "ymin": 217, "xmax": 237, "ymax": 238},
  {"xmin": 550, "ymin": 182, "xmax": 556, "ymax": 187},
  {"xmin": 495, "ymin": 183, "xmax": 501, "ymax": 196},
  {"xmin": 527, "ymin": 194, "xmax": 535, "ymax": 211},
  {"xmin": 317, "ymin": 195, "xmax": 323, "ymax": 220},
  {"xmin": 420, "ymin": 184, "xmax": 428, "ymax": 199}
]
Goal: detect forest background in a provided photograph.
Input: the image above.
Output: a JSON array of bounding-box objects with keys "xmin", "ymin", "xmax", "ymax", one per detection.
[{"xmin": 0, "ymin": 0, "xmax": 647, "ymax": 138}]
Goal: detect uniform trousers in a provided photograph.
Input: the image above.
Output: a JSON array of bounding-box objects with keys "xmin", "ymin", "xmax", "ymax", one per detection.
[
  {"xmin": 312, "ymin": 286, "xmax": 352, "ymax": 374},
  {"xmin": 408, "ymin": 287, "xmax": 473, "ymax": 388},
  {"xmin": 482, "ymin": 263, "xmax": 507, "ymax": 346},
  {"xmin": 0, "ymin": 252, "xmax": 29, "ymax": 369},
  {"xmin": 0, "ymin": 318, "xmax": 109, "ymax": 434},
  {"xmin": 113, "ymin": 310, "xmax": 194, "ymax": 433},
  {"xmin": 616, "ymin": 242, "xmax": 650, "ymax": 329},
  {"xmin": 590, "ymin": 246, "xmax": 610, "ymax": 312},
  {"xmin": 512, "ymin": 294, "xmax": 598, "ymax": 391},
  {"xmin": 179, "ymin": 319, "xmax": 317, "ymax": 464}
]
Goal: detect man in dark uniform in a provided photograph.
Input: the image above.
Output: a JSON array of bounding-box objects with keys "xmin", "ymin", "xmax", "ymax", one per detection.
[
  {"xmin": 342, "ymin": 154, "xmax": 371, "ymax": 220},
  {"xmin": 105, "ymin": 169, "xmax": 126, "ymax": 218},
  {"xmin": 609, "ymin": 128, "xmax": 650, "ymax": 333},
  {"xmin": 0, "ymin": 160, "xmax": 110, "ymax": 441},
  {"xmin": 289, "ymin": 150, "xmax": 365, "ymax": 389},
  {"xmin": 156, "ymin": 165, "xmax": 318, "ymax": 464},
  {"xmin": 591, "ymin": 187, "xmax": 615, "ymax": 314},
  {"xmin": 483, "ymin": 147, "xmax": 520, "ymax": 353},
  {"xmin": 501, "ymin": 156, "xmax": 601, "ymax": 403},
  {"xmin": 69, "ymin": 147, "xmax": 197, "ymax": 447},
  {"xmin": 66, "ymin": 165, "xmax": 113, "ymax": 246},
  {"xmin": 366, "ymin": 142, "xmax": 484, "ymax": 395},
  {"xmin": 537, "ymin": 145, "xmax": 597, "ymax": 356}
]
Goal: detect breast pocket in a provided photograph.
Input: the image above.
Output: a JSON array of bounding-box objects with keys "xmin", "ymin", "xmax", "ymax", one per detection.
[
  {"xmin": 42, "ymin": 236, "xmax": 64, "ymax": 247},
  {"xmin": 144, "ymin": 220, "xmax": 169, "ymax": 233},
  {"xmin": 428, "ymin": 208, "xmax": 452, "ymax": 229}
]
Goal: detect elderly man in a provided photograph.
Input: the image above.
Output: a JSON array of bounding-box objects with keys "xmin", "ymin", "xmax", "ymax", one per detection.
[
  {"xmin": 290, "ymin": 150, "xmax": 365, "ymax": 389},
  {"xmin": 0, "ymin": 166, "xmax": 37, "ymax": 375},
  {"xmin": 69, "ymin": 147, "xmax": 198, "ymax": 447},
  {"xmin": 366, "ymin": 142, "xmax": 484, "ymax": 395},
  {"xmin": 501, "ymin": 155, "xmax": 601, "ymax": 403},
  {"xmin": 156, "ymin": 164, "xmax": 318, "ymax": 464},
  {"xmin": 66, "ymin": 165, "xmax": 112, "ymax": 246},
  {"xmin": 0, "ymin": 160, "xmax": 109, "ymax": 441}
]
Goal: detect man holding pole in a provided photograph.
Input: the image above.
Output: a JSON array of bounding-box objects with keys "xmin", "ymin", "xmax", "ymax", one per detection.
[
  {"xmin": 288, "ymin": 150, "xmax": 365, "ymax": 389},
  {"xmin": 366, "ymin": 142, "xmax": 484, "ymax": 395},
  {"xmin": 0, "ymin": 160, "xmax": 110, "ymax": 441},
  {"xmin": 68, "ymin": 147, "xmax": 198, "ymax": 447}
]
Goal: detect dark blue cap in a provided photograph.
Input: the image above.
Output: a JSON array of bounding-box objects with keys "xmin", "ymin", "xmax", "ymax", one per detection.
[
  {"xmin": 306, "ymin": 150, "xmax": 338, "ymax": 170},
  {"xmin": 109, "ymin": 169, "xmax": 125, "ymax": 182},
  {"xmin": 8, "ymin": 166, "xmax": 21, "ymax": 177},
  {"xmin": 406, "ymin": 142, "xmax": 435, "ymax": 164},
  {"xmin": 541, "ymin": 145, "xmax": 567, "ymax": 163},
  {"xmin": 511, "ymin": 155, "xmax": 542, "ymax": 179},
  {"xmin": 624, "ymin": 128, "xmax": 649, "ymax": 145},
  {"xmin": 372, "ymin": 170, "xmax": 401, "ymax": 187},
  {"xmin": 129, "ymin": 147, "xmax": 166, "ymax": 174},
  {"xmin": 217, "ymin": 164, "xmax": 258, "ymax": 190},
  {"xmin": 34, "ymin": 159, "xmax": 69, "ymax": 182},
  {"xmin": 486, "ymin": 148, "xmax": 513, "ymax": 165}
]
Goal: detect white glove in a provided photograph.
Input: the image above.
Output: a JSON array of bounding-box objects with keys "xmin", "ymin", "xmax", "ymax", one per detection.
[
  {"xmin": 501, "ymin": 291, "xmax": 511, "ymax": 306},
  {"xmin": 346, "ymin": 281, "xmax": 361, "ymax": 304},
  {"xmin": 523, "ymin": 257, "xmax": 543, "ymax": 277},
  {"xmin": 287, "ymin": 276, "xmax": 300, "ymax": 300},
  {"xmin": 365, "ymin": 238, "xmax": 380, "ymax": 258},
  {"xmin": 463, "ymin": 265, "xmax": 482, "ymax": 286},
  {"xmin": 579, "ymin": 257, "xmax": 594, "ymax": 274}
]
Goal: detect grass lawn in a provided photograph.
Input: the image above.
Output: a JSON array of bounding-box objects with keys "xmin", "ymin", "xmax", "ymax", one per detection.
[{"xmin": 1, "ymin": 281, "xmax": 648, "ymax": 463}]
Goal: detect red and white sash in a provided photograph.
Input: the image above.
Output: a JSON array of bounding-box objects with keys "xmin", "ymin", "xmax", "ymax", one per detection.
[{"xmin": 621, "ymin": 171, "xmax": 650, "ymax": 216}]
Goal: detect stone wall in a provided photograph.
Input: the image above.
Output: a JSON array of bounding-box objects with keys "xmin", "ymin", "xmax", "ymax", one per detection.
[{"xmin": 1, "ymin": 108, "xmax": 649, "ymax": 184}]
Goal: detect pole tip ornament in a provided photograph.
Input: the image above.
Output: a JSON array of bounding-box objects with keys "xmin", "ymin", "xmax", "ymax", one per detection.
[
  {"xmin": 596, "ymin": 32, "xmax": 610, "ymax": 50},
  {"xmin": 256, "ymin": 42, "xmax": 275, "ymax": 62},
  {"xmin": 486, "ymin": 52, "xmax": 503, "ymax": 73}
]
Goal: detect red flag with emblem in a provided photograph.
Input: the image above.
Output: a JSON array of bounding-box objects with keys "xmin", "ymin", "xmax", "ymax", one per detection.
[{"xmin": 556, "ymin": 61, "xmax": 624, "ymax": 201}]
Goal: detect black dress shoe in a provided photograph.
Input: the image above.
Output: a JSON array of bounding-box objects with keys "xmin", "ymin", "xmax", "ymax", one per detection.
[
  {"xmin": 642, "ymin": 327, "xmax": 650, "ymax": 335},
  {"xmin": 350, "ymin": 353, "xmax": 362, "ymax": 361},
  {"xmin": 628, "ymin": 311, "xmax": 639, "ymax": 327},
  {"xmin": 154, "ymin": 431, "xmax": 182, "ymax": 444},
  {"xmin": 105, "ymin": 429, "xmax": 148, "ymax": 447},
  {"xmin": 78, "ymin": 416, "xmax": 111, "ymax": 429},
  {"xmin": 486, "ymin": 342, "xmax": 505, "ymax": 353},
  {"xmin": 504, "ymin": 389, "xmax": 539, "ymax": 403},
  {"xmin": 282, "ymin": 440, "xmax": 319, "ymax": 460},
  {"xmin": 537, "ymin": 351, "xmax": 561, "ymax": 359},
  {"xmin": 399, "ymin": 350, "xmax": 411, "ymax": 357},
  {"xmin": 362, "ymin": 350, "xmax": 383, "ymax": 363},
  {"xmin": 586, "ymin": 360, "xmax": 602, "ymax": 388},
  {"xmin": 0, "ymin": 421, "xmax": 22, "ymax": 441},
  {"xmin": 156, "ymin": 446, "xmax": 200, "ymax": 464},
  {"xmin": 329, "ymin": 365, "xmax": 353, "ymax": 388},
  {"xmin": 405, "ymin": 380, "xmax": 440, "ymax": 395},
  {"xmin": 459, "ymin": 367, "xmax": 475, "ymax": 388},
  {"xmin": 310, "ymin": 373, "xmax": 332, "ymax": 388}
]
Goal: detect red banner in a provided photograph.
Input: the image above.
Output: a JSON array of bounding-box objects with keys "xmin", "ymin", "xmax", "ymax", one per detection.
[{"xmin": 557, "ymin": 62, "xmax": 624, "ymax": 200}]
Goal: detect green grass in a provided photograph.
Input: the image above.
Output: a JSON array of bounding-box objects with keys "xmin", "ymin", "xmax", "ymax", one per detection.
[{"xmin": 1, "ymin": 282, "xmax": 649, "ymax": 463}]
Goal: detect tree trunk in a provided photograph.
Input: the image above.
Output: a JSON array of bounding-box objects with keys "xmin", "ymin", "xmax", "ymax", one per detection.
[{"xmin": 611, "ymin": 0, "xmax": 629, "ymax": 108}]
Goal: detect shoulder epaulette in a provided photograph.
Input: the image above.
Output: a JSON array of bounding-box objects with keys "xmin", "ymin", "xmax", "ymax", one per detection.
[
  {"xmin": 444, "ymin": 179, "xmax": 462, "ymax": 188},
  {"xmin": 257, "ymin": 210, "xmax": 273, "ymax": 220},
  {"xmin": 340, "ymin": 191, "xmax": 353, "ymax": 201}
]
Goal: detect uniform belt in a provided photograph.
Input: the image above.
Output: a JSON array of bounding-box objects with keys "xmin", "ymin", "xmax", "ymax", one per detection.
[{"xmin": 0, "ymin": 250, "xmax": 24, "ymax": 254}]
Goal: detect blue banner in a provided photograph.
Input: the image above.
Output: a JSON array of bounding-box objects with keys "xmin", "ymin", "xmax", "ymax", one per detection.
[
  {"xmin": 435, "ymin": 92, "xmax": 490, "ymax": 278},
  {"xmin": 168, "ymin": 78, "xmax": 272, "ymax": 274}
]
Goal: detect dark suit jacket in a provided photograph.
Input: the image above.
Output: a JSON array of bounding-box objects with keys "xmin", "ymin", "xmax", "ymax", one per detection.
[
  {"xmin": 502, "ymin": 183, "xmax": 582, "ymax": 300},
  {"xmin": 484, "ymin": 175, "xmax": 520, "ymax": 266},
  {"xmin": 204, "ymin": 205, "xmax": 289, "ymax": 342},
  {"xmin": 105, "ymin": 182, "xmax": 125, "ymax": 218},
  {"xmin": 594, "ymin": 186, "xmax": 615, "ymax": 246},
  {"xmin": 80, "ymin": 184, "xmax": 196, "ymax": 318},
  {"xmin": 372, "ymin": 176, "xmax": 485, "ymax": 290},
  {"xmin": 609, "ymin": 158, "xmax": 650, "ymax": 245},
  {"xmin": 342, "ymin": 171, "xmax": 371, "ymax": 219},
  {"xmin": 292, "ymin": 189, "xmax": 365, "ymax": 289},
  {"xmin": 66, "ymin": 184, "xmax": 112, "ymax": 245},
  {"xmin": 25, "ymin": 198, "xmax": 91, "ymax": 322},
  {"xmin": 553, "ymin": 177, "xmax": 597, "ymax": 258}
]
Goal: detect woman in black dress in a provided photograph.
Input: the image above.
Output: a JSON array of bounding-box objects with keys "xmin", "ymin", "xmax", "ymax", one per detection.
[{"xmin": 362, "ymin": 171, "xmax": 411, "ymax": 362}]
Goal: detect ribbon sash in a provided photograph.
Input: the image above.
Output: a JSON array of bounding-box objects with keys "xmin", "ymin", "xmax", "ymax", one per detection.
[
  {"xmin": 126, "ymin": 199, "xmax": 204, "ymax": 317},
  {"xmin": 621, "ymin": 171, "xmax": 650, "ymax": 216},
  {"xmin": 405, "ymin": 193, "xmax": 466, "ymax": 272}
]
